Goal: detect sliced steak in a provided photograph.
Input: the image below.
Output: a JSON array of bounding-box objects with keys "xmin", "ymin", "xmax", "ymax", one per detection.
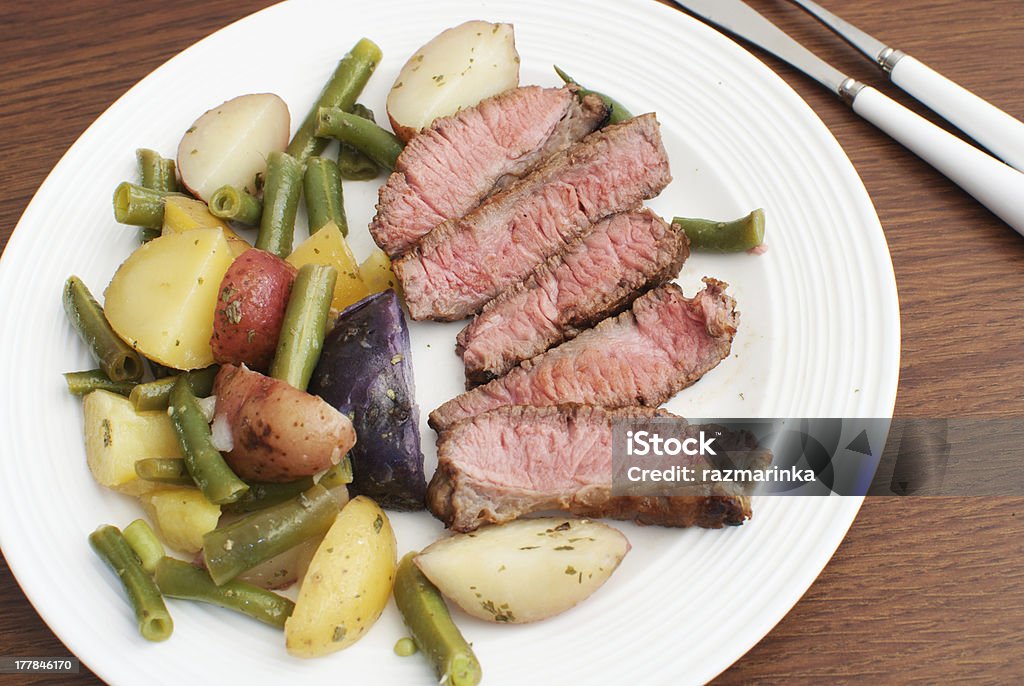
[
  {"xmin": 430, "ymin": 279, "xmax": 738, "ymax": 431},
  {"xmin": 429, "ymin": 404, "xmax": 752, "ymax": 532},
  {"xmin": 393, "ymin": 113, "xmax": 672, "ymax": 321},
  {"xmin": 371, "ymin": 86, "xmax": 608, "ymax": 256},
  {"xmin": 456, "ymin": 209, "xmax": 689, "ymax": 386}
]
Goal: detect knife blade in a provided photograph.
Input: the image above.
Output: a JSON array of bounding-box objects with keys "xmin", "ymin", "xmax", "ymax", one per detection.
[
  {"xmin": 787, "ymin": 0, "xmax": 1024, "ymax": 171},
  {"xmin": 670, "ymin": 0, "xmax": 1024, "ymax": 237}
]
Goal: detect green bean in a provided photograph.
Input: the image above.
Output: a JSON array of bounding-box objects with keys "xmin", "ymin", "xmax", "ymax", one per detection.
[
  {"xmin": 123, "ymin": 518, "xmax": 165, "ymax": 574},
  {"xmin": 554, "ymin": 65, "xmax": 633, "ymax": 125},
  {"xmin": 209, "ymin": 185, "xmax": 263, "ymax": 226},
  {"xmin": 63, "ymin": 276, "xmax": 144, "ymax": 382},
  {"xmin": 159, "ymin": 161, "xmax": 179, "ymax": 192},
  {"xmin": 147, "ymin": 358, "xmax": 175, "ymax": 380},
  {"xmin": 287, "ymin": 38, "xmax": 383, "ymax": 162},
  {"xmin": 336, "ymin": 104, "xmax": 381, "ymax": 181},
  {"xmin": 221, "ymin": 477, "xmax": 315, "ymax": 515},
  {"xmin": 130, "ymin": 366, "xmax": 219, "ymax": 411},
  {"xmin": 672, "ymin": 208, "xmax": 766, "ymax": 253},
  {"xmin": 269, "ymin": 264, "xmax": 337, "ymax": 391},
  {"xmin": 316, "ymin": 107, "xmax": 404, "ymax": 171},
  {"xmin": 88, "ymin": 525, "xmax": 173, "ymax": 641},
  {"xmin": 255, "ymin": 151, "xmax": 303, "ymax": 258},
  {"xmin": 63, "ymin": 369, "xmax": 136, "ymax": 397},
  {"xmin": 113, "ymin": 182, "xmax": 180, "ymax": 228},
  {"xmin": 393, "ymin": 552, "xmax": 482, "ymax": 686},
  {"xmin": 136, "ymin": 148, "xmax": 178, "ymax": 193},
  {"xmin": 318, "ymin": 456, "xmax": 353, "ymax": 490},
  {"xmin": 202, "ymin": 484, "xmax": 339, "ymax": 585},
  {"xmin": 138, "ymin": 227, "xmax": 161, "ymax": 243},
  {"xmin": 155, "ymin": 557, "xmax": 294, "ymax": 629},
  {"xmin": 168, "ymin": 378, "xmax": 248, "ymax": 505},
  {"xmin": 303, "ymin": 156, "xmax": 348, "ymax": 235},
  {"xmin": 394, "ymin": 637, "xmax": 418, "ymax": 656},
  {"xmin": 134, "ymin": 458, "xmax": 193, "ymax": 486}
]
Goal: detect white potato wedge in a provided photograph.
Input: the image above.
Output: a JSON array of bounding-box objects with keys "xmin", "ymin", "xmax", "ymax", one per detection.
[
  {"xmin": 104, "ymin": 228, "xmax": 235, "ymax": 370},
  {"xmin": 386, "ymin": 21, "xmax": 519, "ymax": 142},
  {"xmin": 415, "ymin": 518, "xmax": 629, "ymax": 623},
  {"xmin": 177, "ymin": 93, "xmax": 290, "ymax": 201},
  {"xmin": 82, "ymin": 389, "xmax": 184, "ymax": 496},
  {"xmin": 139, "ymin": 489, "xmax": 220, "ymax": 554},
  {"xmin": 285, "ymin": 496, "xmax": 397, "ymax": 657}
]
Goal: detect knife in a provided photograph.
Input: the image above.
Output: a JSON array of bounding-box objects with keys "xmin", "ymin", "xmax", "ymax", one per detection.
[
  {"xmin": 669, "ymin": 0, "xmax": 1024, "ymax": 237},
  {"xmin": 787, "ymin": 0, "xmax": 1024, "ymax": 172}
]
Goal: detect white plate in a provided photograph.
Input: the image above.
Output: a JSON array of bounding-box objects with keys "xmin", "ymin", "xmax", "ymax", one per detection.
[{"xmin": 0, "ymin": 0, "xmax": 900, "ymax": 683}]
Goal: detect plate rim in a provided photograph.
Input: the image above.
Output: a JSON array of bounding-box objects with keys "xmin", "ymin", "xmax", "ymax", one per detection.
[{"xmin": 0, "ymin": 0, "xmax": 900, "ymax": 683}]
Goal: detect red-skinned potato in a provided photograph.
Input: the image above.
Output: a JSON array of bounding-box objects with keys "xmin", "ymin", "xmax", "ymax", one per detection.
[
  {"xmin": 213, "ymin": 364, "xmax": 356, "ymax": 482},
  {"xmin": 211, "ymin": 249, "xmax": 297, "ymax": 371}
]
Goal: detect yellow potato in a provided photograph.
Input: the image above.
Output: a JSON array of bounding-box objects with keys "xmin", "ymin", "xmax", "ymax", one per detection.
[
  {"xmin": 359, "ymin": 248, "xmax": 400, "ymax": 296},
  {"xmin": 82, "ymin": 389, "xmax": 183, "ymax": 496},
  {"xmin": 162, "ymin": 196, "xmax": 251, "ymax": 258},
  {"xmin": 285, "ymin": 496, "xmax": 397, "ymax": 657},
  {"xmin": 104, "ymin": 228, "xmax": 235, "ymax": 369},
  {"xmin": 287, "ymin": 222, "xmax": 370, "ymax": 312},
  {"xmin": 139, "ymin": 489, "xmax": 220, "ymax": 554}
]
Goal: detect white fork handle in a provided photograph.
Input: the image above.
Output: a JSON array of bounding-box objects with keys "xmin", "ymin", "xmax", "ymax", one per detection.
[
  {"xmin": 889, "ymin": 55, "xmax": 1024, "ymax": 172},
  {"xmin": 852, "ymin": 86, "xmax": 1024, "ymax": 237}
]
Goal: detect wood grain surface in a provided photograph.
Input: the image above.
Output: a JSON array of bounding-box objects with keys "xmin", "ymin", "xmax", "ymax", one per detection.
[{"xmin": 1, "ymin": 0, "xmax": 1022, "ymax": 683}]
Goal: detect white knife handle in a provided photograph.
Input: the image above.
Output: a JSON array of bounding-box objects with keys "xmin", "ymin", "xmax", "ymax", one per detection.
[
  {"xmin": 852, "ymin": 86, "xmax": 1024, "ymax": 237},
  {"xmin": 889, "ymin": 55, "xmax": 1024, "ymax": 172}
]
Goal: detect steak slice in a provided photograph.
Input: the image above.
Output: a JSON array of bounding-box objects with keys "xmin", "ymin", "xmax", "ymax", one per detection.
[
  {"xmin": 428, "ymin": 404, "xmax": 752, "ymax": 532},
  {"xmin": 371, "ymin": 86, "xmax": 608, "ymax": 256},
  {"xmin": 393, "ymin": 113, "xmax": 672, "ymax": 321},
  {"xmin": 430, "ymin": 279, "xmax": 738, "ymax": 431},
  {"xmin": 456, "ymin": 209, "xmax": 689, "ymax": 387}
]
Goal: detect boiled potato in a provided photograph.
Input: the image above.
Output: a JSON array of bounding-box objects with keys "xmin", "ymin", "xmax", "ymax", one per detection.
[
  {"xmin": 162, "ymin": 196, "xmax": 250, "ymax": 258},
  {"xmin": 213, "ymin": 364, "xmax": 356, "ymax": 482},
  {"xmin": 210, "ymin": 249, "xmax": 296, "ymax": 370},
  {"xmin": 82, "ymin": 389, "xmax": 183, "ymax": 496},
  {"xmin": 359, "ymin": 248, "xmax": 400, "ymax": 296},
  {"xmin": 415, "ymin": 518, "xmax": 629, "ymax": 623},
  {"xmin": 285, "ymin": 497, "xmax": 397, "ymax": 657},
  {"xmin": 286, "ymin": 222, "xmax": 369, "ymax": 312},
  {"xmin": 139, "ymin": 489, "xmax": 220, "ymax": 554},
  {"xmin": 104, "ymin": 229, "xmax": 235, "ymax": 369},
  {"xmin": 387, "ymin": 21, "xmax": 519, "ymax": 142},
  {"xmin": 177, "ymin": 93, "xmax": 290, "ymax": 202}
]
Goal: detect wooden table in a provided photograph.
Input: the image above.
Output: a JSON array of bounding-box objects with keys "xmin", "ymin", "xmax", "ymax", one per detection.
[{"xmin": 2, "ymin": 0, "xmax": 1022, "ymax": 682}]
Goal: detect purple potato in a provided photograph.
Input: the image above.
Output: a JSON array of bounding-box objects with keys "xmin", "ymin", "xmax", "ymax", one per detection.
[{"xmin": 310, "ymin": 290, "xmax": 426, "ymax": 510}]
